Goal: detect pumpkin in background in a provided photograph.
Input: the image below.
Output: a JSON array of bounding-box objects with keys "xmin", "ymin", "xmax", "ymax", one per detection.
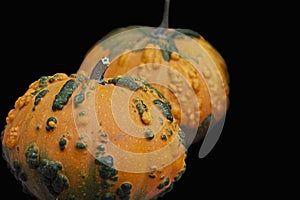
[
  {"xmin": 79, "ymin": 26, "xmax": 230, "ymax": 144},
  {"xmin": 1, "ymin": 59, "xmax": 186, "ymax": 200}
]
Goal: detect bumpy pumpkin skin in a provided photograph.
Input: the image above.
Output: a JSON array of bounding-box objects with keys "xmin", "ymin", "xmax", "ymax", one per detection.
[
  {"xmin": 1, "ymin": 73, "xmax": 186, "ymax": 200},
  {"xmin": 79, "ymin": 26, "xmax": 230, "ymax": 143}
]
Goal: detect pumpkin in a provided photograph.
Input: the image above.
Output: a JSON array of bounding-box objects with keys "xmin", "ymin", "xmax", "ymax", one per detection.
[
  {"xmin": 1, "ymin": 58, "xmax": 186, "ymax": 200},
  {"xmin": 79, "ymin": 26, "xmax": 230, "ymax": 144}
]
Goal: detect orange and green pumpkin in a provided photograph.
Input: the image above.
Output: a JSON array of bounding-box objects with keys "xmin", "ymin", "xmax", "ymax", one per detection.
[
  {"xmin": 79, "ymin": 26, "xmax": 230, "ymax": 144},
  {"xmin": 1, "ymin": 1, "xmax": 230, "ymax": 199},
  {"xmin": 1, "ymin": 60, "xmax": 186, "ymax": 200}
]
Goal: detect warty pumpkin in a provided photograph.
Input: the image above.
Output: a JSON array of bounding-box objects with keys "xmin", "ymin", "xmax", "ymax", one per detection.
[
  {"xmin": 1, "ymin": 58, "xmax": 186, "ymax": 200},
  {"xmin": 77, "ymin": 0, "xmax": 229, "ymax": 147},
  {"xmin": 79, "ymin": 26, "xmax": 230, "ymax": 144}
]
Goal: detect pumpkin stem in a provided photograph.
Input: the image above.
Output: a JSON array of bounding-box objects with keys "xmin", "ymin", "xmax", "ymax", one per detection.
[
  {"xmin": 152, "ymin": 0, "xmax": 171, "ymax": 38},
  {"xmin": 90, "ymin": 57, "xmax": 110, "ymax": 84},
  {"xmin": 159, "ymin": 0, "xmax": 170, "ymax": 28}
]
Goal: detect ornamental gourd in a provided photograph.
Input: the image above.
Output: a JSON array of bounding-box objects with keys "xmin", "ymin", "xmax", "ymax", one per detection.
[
  {"xmin": 79, "ymin": 0, "xmax": 230, "ymax": 144},
  {"xmin": 1, "ymin": 58, "xmax": 186, "ymax": 200},
  {"xmin": 1, "ymin": 1, "xmax": 230, "ymax": 199}
]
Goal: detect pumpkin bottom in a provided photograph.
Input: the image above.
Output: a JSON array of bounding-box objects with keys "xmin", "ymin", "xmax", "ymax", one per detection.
[{"xmin": 2, "ymin": 144, "xmax": 187, "ymax": 200}]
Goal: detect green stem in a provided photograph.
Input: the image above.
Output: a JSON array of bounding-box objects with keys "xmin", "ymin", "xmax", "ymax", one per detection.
[
  {"xmin": 90, "ymin": 57, "xmax": 110, "ymax": 84},
  {"xmin": 159, "ymin": 0, "xmax": 170, "ymax": 28},
  {"xmin": 152, "ymin": 0, "xmax": 171, "ymax": 38}
]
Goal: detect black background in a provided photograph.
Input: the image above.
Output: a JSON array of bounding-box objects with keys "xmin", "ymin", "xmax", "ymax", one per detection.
[{"xmin": 0, "ymin": 0, "xmax": 287, "ymax": 199}]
